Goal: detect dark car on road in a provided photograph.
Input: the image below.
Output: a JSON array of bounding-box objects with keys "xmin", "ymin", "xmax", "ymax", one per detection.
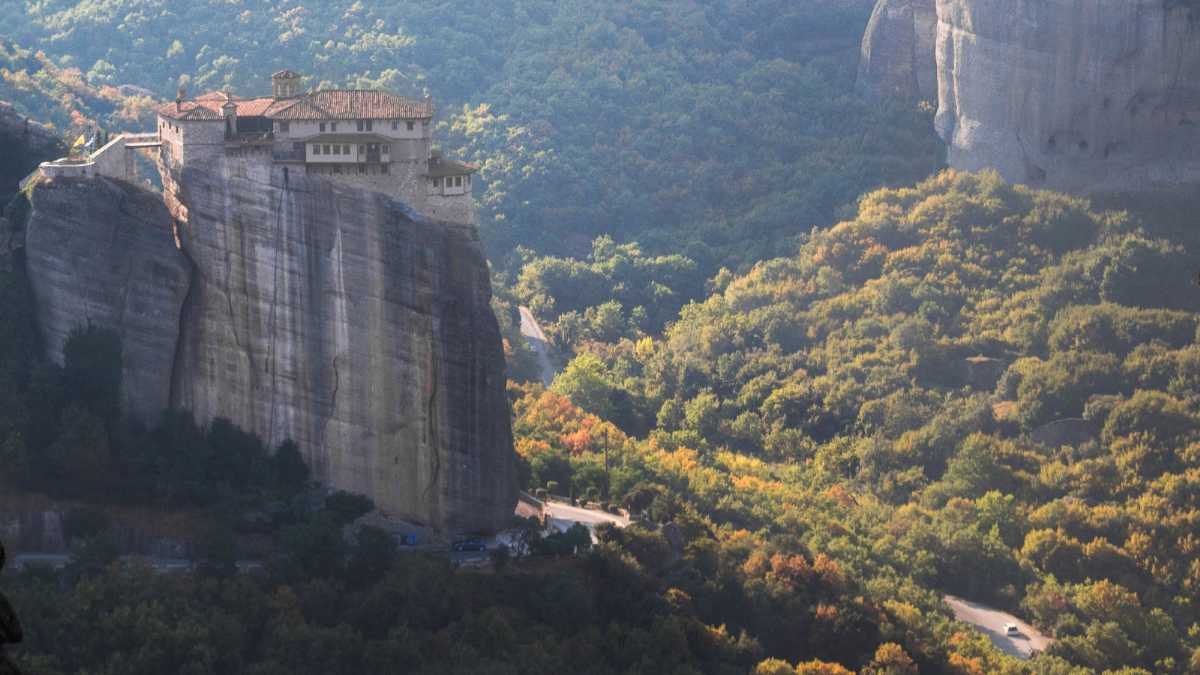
[{"xmin": 452, "ymin": 540, "xmax": 486, "ymax": 552}]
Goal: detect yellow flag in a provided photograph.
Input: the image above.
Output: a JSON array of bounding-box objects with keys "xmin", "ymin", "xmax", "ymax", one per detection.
[{"xmin": 72, "ymin": 134, "xmax": 86, "ymax": 148}]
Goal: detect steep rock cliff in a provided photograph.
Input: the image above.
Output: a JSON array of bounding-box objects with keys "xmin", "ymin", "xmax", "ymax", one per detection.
[
  {"xmin": 857, "ymin": 0, "xmax": 938, "ymax": 101},
  {"xmin": 22, "ymin": 176, "xmax": 191, "ymax": 421},
  {"xmin": 859, "ymin": 0, "xmax": 1200, "ymax": 192},
  {"xmin": 159, "ymin": 157, "xmax": 515, "ymax": 533},
  {"xmin": 936, "ymin": 0, "xmax": 1200, "ymax": 192},
  {"xmin": 16, "ymin": 156, "xmax": 517, "ymax": 532}
]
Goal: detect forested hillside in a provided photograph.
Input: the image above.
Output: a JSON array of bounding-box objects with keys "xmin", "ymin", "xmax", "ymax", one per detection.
[
  {"xmin": 0, "ymin": 0, "xmax": 942, "ymax": 271},
  {"xmin": 514, "ymin": 171, "xmax": 1200, "ymax": 672},
  {"xmin": 0, "ymin": 38, "xmax": 156, "ymax": 132},
  {"xmin": 5, "ymin": 1, "xmax": 1200, "ymax": 672}
]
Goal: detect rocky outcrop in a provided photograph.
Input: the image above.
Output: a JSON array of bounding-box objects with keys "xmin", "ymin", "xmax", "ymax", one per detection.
[
  {"xmin": 859, "ymin": 0, "xmax": 1200, "ymax": 193},
  {"xmin": 22, "ymin": 177, "xmax": 192, "ymax": 422},
  {"xmin": 159, "ymin": 157, "xmax": 516, "ymax": 533},
  {"xmin": 936, "ymin": 0, "xmax": 1200, "ymax": 192},
  {"xmin": 857, "ymin": 0, "xmax": 937, "ymax": 101},
  {"xmin": 15, "ymin": 156, "xmax": 517, "ymax": 532}
]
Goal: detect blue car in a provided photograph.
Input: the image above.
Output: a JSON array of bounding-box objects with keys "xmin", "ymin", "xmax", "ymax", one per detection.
[{"xmin": 452, "ymin": 540, "xmax": 486, "ymax": 552}]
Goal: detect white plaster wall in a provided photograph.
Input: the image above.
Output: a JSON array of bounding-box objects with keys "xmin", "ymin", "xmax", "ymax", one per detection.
[
  {"xmin": 306, "ymin": 141, "xmax": 358, "ymax": 163},
  {"xmin": 88, "ymin": 136, "xmax": 128, "ymax": 179},
  {"xmin": 284, "ymin": 118, "xmax": 431, "ymax": 142},
  {"xmin": 39, "ymin": 161, "xmax": 96, "ymax": 179}
]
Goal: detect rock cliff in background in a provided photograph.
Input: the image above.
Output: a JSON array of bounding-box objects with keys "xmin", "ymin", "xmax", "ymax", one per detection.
[
  {"xmin": 22, "ymin": 177, "xmax": 191, "ymax": 421},
  {"xmin": 16, "ymin": 161, "xmax": 517, "ymax": 533},
  {"xmin": 0, "ymin": 101, "xmax": 62, "ymax": 199},
  {"xmin": 857, "ymin": 0, "xmax": 937, "ymax": 101},
  {"xmin": 859, "ymin": 0, "xmax": 1200, "ymax": 193},
  {"xmin": 936, "ymin": 0, "xmax": 1200, "ymax": 192}
]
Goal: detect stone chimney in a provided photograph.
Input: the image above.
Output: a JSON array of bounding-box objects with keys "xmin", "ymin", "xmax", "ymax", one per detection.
[{"xmin": 176, "ymin": 85, "xmax": 186, "ymax": 112}]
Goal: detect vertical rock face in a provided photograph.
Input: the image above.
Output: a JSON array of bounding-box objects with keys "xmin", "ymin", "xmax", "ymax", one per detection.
[
  {"xmin": 22, "ymin": 177, "xmax": 192, "ymax": 421},
  {"xmin": 160, "ymin": 157, "xmax": 516, "ymax": 532},
  {"xmin": 857, "ymin": 0, "xmax": 938, "ymax": 101},
  {"xmin": 15, "ymin": 152, "xmax": 517, "ymax": 533},
  {"xmin": 859, "ymin": 0, "xmax": 1200, "ymax": 193},
  {"xmin": 935, "ymin": 0, "xmax": 1200, "ymax": 192}
]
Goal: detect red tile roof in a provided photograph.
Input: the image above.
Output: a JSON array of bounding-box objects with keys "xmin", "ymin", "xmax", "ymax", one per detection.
[
  {"xmin": 234, "ymin": 97, "xmax": 278, "ymax": 116},
  {"xmin": 267, "ymin": 90, "xmax": 433, "ymax": 120},
  {"xmin": 158, "ymin": 94, "xmax": 279, "ymax": 120},
  {"xmin": 156, "ymin": 100, "xmax": 224, "ymax": 120},
  {"xmin": 159, "ymin": 87, "xmax": 433, "ymax": 121}
]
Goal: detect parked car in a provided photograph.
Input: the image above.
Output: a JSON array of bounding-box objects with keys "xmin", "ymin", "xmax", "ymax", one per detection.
[
  {"xmin": 1004, "ymin": 622, "xmax": 1020, "ymax": 636},
  {"xmin": 452, "ymin": 540, "xmax": 486, "ymax": 552}
]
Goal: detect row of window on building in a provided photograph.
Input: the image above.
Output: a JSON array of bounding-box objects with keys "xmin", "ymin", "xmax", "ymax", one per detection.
[
  {"xmin": 312, "ymin": 143, "xmax": 393, "ymax": 156},
  {"xmin": 302, "ymin": 120, "xmax": 420, "ymax": 133},
  {"xmin": 432, "ymin": 175, "xmax": 470, "ymax": 188},
  {"xmin": 309, "ymin": 164, "xmax": 390, "ymax": 175}
]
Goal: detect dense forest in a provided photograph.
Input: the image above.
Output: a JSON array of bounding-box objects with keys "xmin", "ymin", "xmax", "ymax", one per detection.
[{"xmin": 3, "ymin": 0, "xmax": 1200, "ymax": 673}]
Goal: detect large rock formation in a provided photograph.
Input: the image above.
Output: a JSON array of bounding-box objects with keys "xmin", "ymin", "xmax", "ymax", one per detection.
[
  {"xmin": 160, "ymin": 157, "xmax": 516, "ymax": 533},
  {"xmin": 859, "ymin": 0, "xmax": 1200, "ymax": 193},
  {"xmin": 857, "ymin": 0, "xmax": 938, "ymax": 101},
  {"xmin": 16, "ymin": 158, "xmax": 517, "ymax": 533},
  {"xmin": 936, "ymin": 0, "xmax": 1200, "ymax": 192},
  {"xmin": 22, "ymin": 177, "xmax": 191, "ymax": 421}
]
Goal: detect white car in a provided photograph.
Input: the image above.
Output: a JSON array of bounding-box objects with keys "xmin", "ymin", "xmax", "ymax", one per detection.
[{"xmin": 1004, "ymin": 622, "xmax": 1020, "ymax": 636}]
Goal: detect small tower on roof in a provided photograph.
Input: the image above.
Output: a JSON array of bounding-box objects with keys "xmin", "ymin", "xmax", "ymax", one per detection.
[
  {"xmin": 222, "ymin": 100, "xmax": 237, "ymax": 137},
  {"xmin": 272, "ymin": 69, "xmax": 301, "ymax": 98}
]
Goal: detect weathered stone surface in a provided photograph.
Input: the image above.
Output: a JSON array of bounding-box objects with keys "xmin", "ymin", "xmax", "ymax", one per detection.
[
  {"xmin": 23, "ymin": 177, "xmax": 192, "ymax": 423},
  {"xmin": 15, "ymin": 154, "xmax": 516, "ymax": 532},
  {"xmin": 933, "ymin": 0, "xmax": 1200, "ymax": 192},
  {"xmin": 857, "ymin": 0, "xmax": 937, "ymax": 101},
  {"xmin": 160, "ymin": 156, "xmax": 516, "ymax": 532}
]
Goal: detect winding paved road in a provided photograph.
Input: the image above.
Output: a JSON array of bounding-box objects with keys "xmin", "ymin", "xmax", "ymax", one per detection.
[
  {"xmin": 944, "ymin": 595, "xmax": 1053, "ymax": 659},
  {"xmin": 543, "ymin": 500, "xmax": 630, "ymax": 543},
  {"xmin": 518, "ymin": 306, "xmax": 557, "ymax": 386}
]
